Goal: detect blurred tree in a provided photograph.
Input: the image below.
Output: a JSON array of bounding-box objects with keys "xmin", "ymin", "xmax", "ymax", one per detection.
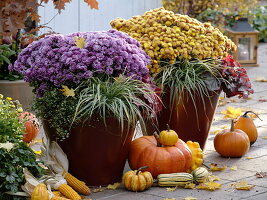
[
  {"xmin": 0, "ymin": 0, "xmax": 99, "ymax": 44},
  {"xmin": 162, "ymin": 0, "xmax": 258, "ymax": 18}
]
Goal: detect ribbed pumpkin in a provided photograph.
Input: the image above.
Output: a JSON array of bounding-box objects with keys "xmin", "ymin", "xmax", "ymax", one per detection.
[
  {"xmin": 122, "ymin": 166, "xmax": 153, "ymax": 192},
  {"xmin": 159, "ymin": 124, "xmax": 178, "ymax": 146},
  {"xmin": 19, "ymin": 112, "xmax": 39, "ymax": 143},
  {"xmin": 31, "ymin": 183, "xmax": 49, "ymax": 200},
  {"xmin": 234, "ymin": 111, "xmax": 260, "ymax": 145},
  {"xmin": 214, "ymin": 120, "xmax": 250, "ymax": 157},
  {"xmin": 128, "ymin": 134, "xmax": 192, "ymax": 178}
]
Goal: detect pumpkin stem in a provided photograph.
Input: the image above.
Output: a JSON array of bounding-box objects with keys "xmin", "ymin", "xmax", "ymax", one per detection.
[
  {"xmin": 230, "ymin": 119, "xmax": 235, "ymax": 132},
  {"xmin": 153, "ymin": 132, "xmax": 161, "ymax": 147},
  {"xmin": 166, "ymin": 124, "xmax": 170, "ymax": 132},
  {"xmin": 136, "ymin": 166, "xmax": 149, "ymax": 175},
  {"xmin": 243, "ymin": 111, "xmax": 262, "ymax": 121}
]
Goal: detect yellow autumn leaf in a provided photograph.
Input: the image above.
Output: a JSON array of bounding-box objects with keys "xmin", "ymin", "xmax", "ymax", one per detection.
[
  {"xmin": 196, "ymin": 182, "xmax": 221, "ymax": 191},
  {"xmin": 162, "ymin": 199, "xmax": 176, "ymax": 200},
  {"xmin": 262, "ymin": 136, "xmax": 267, "ymax": 140},
  {"xmin": 210, "ymin": 164, "xmax": 226, "ymax": 171},
  {"xmin": 32, "ymin": 150, "xmax": 42, "ymax": 155},
  {"xmin": 229, "ymin": 166, "xmax": 237, "ymax": 171},
  {"xmin": 255, "ymin": 77, "xmax": 267, "ymax": 82},
  {"xmin": 92, "ymin": 187, "xmax": 105, "ymax": 193},
  {"xmin": 245, "ymin": 157, "xmax": 254, "ymax": 160},
  {"xmin": 221, "ymin": 107, "xmax": 242, "ymax": 119},
  {"xmin": 60, "ymin": 85, "xmax": 75, "ymax": 97},
  {"xmin": 184, "ymin": 183, "xmax": 196, "ymax": 189},
  {"xmin": 231, "ymin": 181, "xmax": 254, "ymax": 190},
  {"xmin": 166, "ymin": 187, "xmax": 177, "ymax": 191},
  {"xmin": 75, "ymin": 36, "xmax": 85, "ymax": 48},
  {"xmin": 184, "ymin": 197, "xmax": 197, "ymax": 200},
  {"xmin": 207, "ymin": 175, "xmax": 220, "ymax": 182},
  {"xmin": 107, "ymin": 182, "xmax": 120, "ymax": 190}
]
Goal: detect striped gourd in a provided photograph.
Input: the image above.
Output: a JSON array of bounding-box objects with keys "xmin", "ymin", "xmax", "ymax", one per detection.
[
  {"xmin": 192, "ymin": 167, "xmax": 209, "ymax": 183},
  {"xmin": 157, "ymin": 173, "xmax": 193, "ymax": 187}
]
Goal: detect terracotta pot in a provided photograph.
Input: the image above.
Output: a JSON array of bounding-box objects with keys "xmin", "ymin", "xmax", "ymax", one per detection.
[
  {"xmin": 43, "ymin": 116, "xmax": 135, "ymax": 186},
  {"xmin": 146, "ymin": 89, "xmax": 221, "ymax": 149},
  {"xmin": 0, "ymin": 80, "xmax": 34, "ymax": 109}
]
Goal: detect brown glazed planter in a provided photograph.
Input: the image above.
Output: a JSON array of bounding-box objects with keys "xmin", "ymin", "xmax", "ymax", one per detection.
[
  {"xmin": 43, "ymin": 116, "xmax": 135, "ymax": 186},
  {"xmin": 146, "ymin": 89, "xmax": 221, "ymax": 149}
]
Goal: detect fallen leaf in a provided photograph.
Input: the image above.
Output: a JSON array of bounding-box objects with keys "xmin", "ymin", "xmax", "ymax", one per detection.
[
  {"xmin": 262, "ymin": 136, "xmax": 267, "ymax": 140},
  {"xmin": 221, "ymin": 107, "xmax": 242, "ymax": 119},
  {"xmin": 255, "ymin": 77, "xmax": 267, "ymax": 82},
  {"xmin": 207, "ymin": 175, "xmax": 221, "ymax": 182},
  {"xmin": 166, "ymin": 187, "xmax": 177, "ymax": 191},
  {"xmin": 259, "ymin": 98, "xmax": 267, "ymax": 102},
  {"xmin": 229, "ymin": 166, "xmax": 237, "ymax": 171},
  {"xmin": 161, "ymin": 199, "xmax": 176, "ymax": 200},
  {"xmin": 255, "ymin": 172, "xmax": 267, "ymax": 178},
  {"xmin": 84, "ymin": 0, "xmax": 99, "ymax": 9},
  {"xmin": 107, "ymin": 182, "xmax": 120, "ymax": 190},
  {"xmin": 245, "ymin": 157, "xmax": 254, "ymax": 160},
  {"xmin": 92, "ymin": 187, "xmax": 105, "ymax": 193},
  {"xmin": 32, "ymin": 150, "xmax": 42, "ymax": 155},
  {"xmin": 75, "ymin": 36, "xmax": 85, "ymax": 48},
  {"xmin": 60, "ymin": 85, "xmax": 75, "ymax": 97},
  {"xmin": 211, "ymin": 129, "xmax": 221, "ymax": 135},
  {"xmin": 184, "ymin": 183, "xmax": 196, "ymax": 189},
  {"xmin": 210, "ymin": 164, "xmax": 226, "ymax": 171},
  {"xmin": 184, "ymin": 197, "xmax": 197, "ymax": 200},
  {"xmin": 196, "ymin": 182, "xmax": 221, "ymax": 191},
  {"xmin": 231, "ymin": 181, "xmax": 254, "ymax": 190}
]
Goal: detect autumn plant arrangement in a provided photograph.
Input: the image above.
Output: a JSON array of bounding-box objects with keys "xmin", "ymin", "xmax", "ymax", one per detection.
[
  {"xmin": 10, "ymin": 29, "xmax": 161, "ymax": 186},
  {"xmin": 111, "ymin": 7, "xmax": 254, "ymax": 147},
  {"xmin": 0, "ymin": 94, "xmax": 43, "ymax": 200},
  {"xmin": 11, "ymin": 29, "xmax": 159, "ymax": 140}
]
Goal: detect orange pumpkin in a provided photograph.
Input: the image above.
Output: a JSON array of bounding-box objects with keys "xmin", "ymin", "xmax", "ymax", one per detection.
[
  {"xmin": 19, "ymin": 112, "xmax": 39, "ymax": 143},
  {"xmin": 234, "ymin": 111, "xmax": 261, "ymax": 145},
  {"xmin": 214, "ymin": 120, "xmax": 250, "ymax": 157},
  {"xmin": 128, "ymin": 134, "xmax": 192, "ymax": 178}
]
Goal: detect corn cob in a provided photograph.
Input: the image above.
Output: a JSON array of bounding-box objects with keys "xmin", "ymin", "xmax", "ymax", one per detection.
[
  {"xmin": 51, "ymin": 195, "xmax": 70, "ymax": 200},
  {"xmin": 52, "ymin": 191, "xmax": 65, "ymax": 197},
  {"xmin": 58, "ymin": 184, "xmax": 81, "ymax": 200},
  {"xmin": 63, "ymin": 172, "xmax": 91, "ymax": 195}
]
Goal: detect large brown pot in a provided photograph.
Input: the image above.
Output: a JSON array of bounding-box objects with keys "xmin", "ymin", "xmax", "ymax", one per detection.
[
  {"xmin": 146, "ymin": 90, "xmax": 221, "ymax": 149},
  {"xmin": 43, "ymin": 116, "xmax": 135, "ymax": 186}
]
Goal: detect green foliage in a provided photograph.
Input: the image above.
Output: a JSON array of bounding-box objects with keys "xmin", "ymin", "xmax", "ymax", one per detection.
[
  {"xmin": 157, "ymin": 58, "xmax": 222, "ymax": 108},
  {"xmin": 0, "ymin": 142, "xmax": 43, "ymax": 194},
  {"xmin": 0, "ymin": 94, "xmax": 43, "ymax": 198},
  {"xmin": 32, "ymin": 88, "xmax": 79, "ymax": 140},
  {"xmin": 197, "ymin": 8, "xmax": 240, "ymax": 31},
  {"xmin": 250, "ymin": 6, "xmax": 267, "ymax": 42},
  {"xmin": 0, "ymin": 95, "xmax": 24, "ymax": 143},
  {"xmin": 73, "ymin": 77, "xmax": 156, "ymax": 133},
  {"xmin": 0, "ymin": 44, "xmax": 23, "ymax": 81},
  {"xmin": 33, "ymin": 76, "xmax": 157, "ymax": 140}
]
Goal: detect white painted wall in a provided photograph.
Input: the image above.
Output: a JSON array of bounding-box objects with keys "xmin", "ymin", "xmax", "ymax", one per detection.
[{"xmin": 38, "ymin": 0, "xmax": 162, "ymax": 34}]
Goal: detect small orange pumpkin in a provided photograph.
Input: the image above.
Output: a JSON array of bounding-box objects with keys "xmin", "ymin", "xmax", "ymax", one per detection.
[
  {"xmin": 214, "ymin": 120, "xmax": 250, "ymax": 157},
  {"xmin": 159, "ymin": 124, "xmax": 178, "ymax": 146},
  {"xmin": 234, "ymin": 111, "xmax": 261, "ymax": 145},
  {"xmin": 19, "ymin": 112, "xmax": 40, "ymax": 143},
  {"xmin": 128, "ymin": 133, "xmax": 192, "ymax": 178},
  {"xmin": 122, "ymin": 166, "xmax": 153, "ymax": 192}
]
